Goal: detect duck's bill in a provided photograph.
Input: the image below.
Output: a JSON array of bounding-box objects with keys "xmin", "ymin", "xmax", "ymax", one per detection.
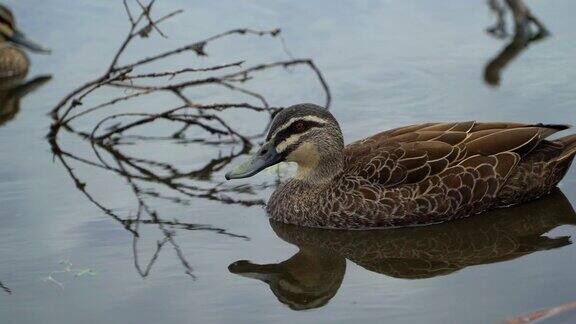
[
  {"xmin": 225, "ymin": 142, "xmax": 283, "ymax": 180},
  {"xmin": 9, "ymin": 29, "xmax": 51, "ymax": 53}
]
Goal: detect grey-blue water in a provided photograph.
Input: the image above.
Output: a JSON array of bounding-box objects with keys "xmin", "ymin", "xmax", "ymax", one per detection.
[{"xmin": 1, "ymin": 1, "xmax": 575, "ymax": 323}]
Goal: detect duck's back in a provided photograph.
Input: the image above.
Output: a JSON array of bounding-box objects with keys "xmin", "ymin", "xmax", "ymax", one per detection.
[
  {"xmin": 341, "ymin": 121, "xmax": 576, "ymax": 226},
  {"xmin": 269, "ymin": 121, "xmax": 576, "ymax": 229}
]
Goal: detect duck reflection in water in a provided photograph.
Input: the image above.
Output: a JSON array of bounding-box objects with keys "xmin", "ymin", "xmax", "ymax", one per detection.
[
  {"xmin": 0, "ymin": 4, "xmax": 51, "ymax": 126},
  {"xmin": 230, "ymin": 189, "xmax": 575, "ymax": 310}
]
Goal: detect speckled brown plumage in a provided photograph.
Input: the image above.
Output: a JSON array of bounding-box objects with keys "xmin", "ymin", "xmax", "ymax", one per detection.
[
  {"xmin": 0, "ymin": 45, "xmax": 28, "ymax": 80},
  {"xmin": 267, "ymin": 109, "xmax": 576, "ymax": 229}
]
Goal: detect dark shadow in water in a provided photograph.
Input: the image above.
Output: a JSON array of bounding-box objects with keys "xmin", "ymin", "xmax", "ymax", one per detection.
[
  {"xmin": 484, "ymin": 0, "xmax": 550, "ymax": 86},
  {"xmin": 0, "ymin": 281, "xmax": 11, "ymax": 295},
  {"xmin": 229, "ymin": 189, "xmax": 576, "ymax": 310},
  {"xmin": 0, "ymin": 75, "xmax": 51, "ymax": 127}
]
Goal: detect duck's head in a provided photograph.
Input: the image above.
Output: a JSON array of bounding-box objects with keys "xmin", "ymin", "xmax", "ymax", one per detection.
[
  {"xmin": 226, "ymin": 103, "xmax": 344, "ymax": 182},
  {"xmin": 0, "ymin": 5, "xmax": 50, "ymax": 53}
]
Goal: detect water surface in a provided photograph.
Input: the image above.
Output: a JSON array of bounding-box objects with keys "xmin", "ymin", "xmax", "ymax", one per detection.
[{"xmin": 1, "ymin": 1, "xmax": 575, "ymax": 323}]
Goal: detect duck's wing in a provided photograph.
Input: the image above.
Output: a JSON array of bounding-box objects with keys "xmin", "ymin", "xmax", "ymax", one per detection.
[{"xmin": 344, "ymin": 121, "xmax": 570, "ymax": 188}]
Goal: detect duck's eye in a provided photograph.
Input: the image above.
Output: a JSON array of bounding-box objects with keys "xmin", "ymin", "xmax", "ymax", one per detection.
[{"xmin": 294, "ymin": 121, "xmax": 306, "ymax": 132}]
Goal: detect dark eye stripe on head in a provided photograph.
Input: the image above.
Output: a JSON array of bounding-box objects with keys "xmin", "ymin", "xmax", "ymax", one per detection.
[
  {"xmin": 271, "ymin": 120, "xmax": 324, "ymax": 146},
  {"xmin": 267, "ymin": 103, "xmax": 336, "ymax": 137},
  {"xmin": 268, "ymin": 115, "xmax": 330, "ymax": 140}
]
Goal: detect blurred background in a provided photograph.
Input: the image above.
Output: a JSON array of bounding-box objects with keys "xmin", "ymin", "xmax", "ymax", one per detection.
[{"xmin": 0, "ymin": 1, "xmax": 575, "ymax": 323}]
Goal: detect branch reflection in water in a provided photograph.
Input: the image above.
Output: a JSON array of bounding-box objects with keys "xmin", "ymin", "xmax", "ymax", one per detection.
[
  {"xmin": 48, "ymin": 0, "xmax": 329, "ymax": 279},
  {"xmin": 230, "ymin": 190, "xmax": 576, "ymax": 310},
  {"xmin": 485, "ymin": 0, "xmax": 550, "ymax": 86}
]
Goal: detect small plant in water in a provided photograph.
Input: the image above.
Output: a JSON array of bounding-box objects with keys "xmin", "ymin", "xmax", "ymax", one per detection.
[{"xmin": 42, "ymin": 259, "xmax": 97, "ymax": 290}]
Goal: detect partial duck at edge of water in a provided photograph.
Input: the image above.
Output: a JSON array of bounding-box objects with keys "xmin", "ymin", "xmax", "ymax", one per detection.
[
  {"xmin": 0, "ymin": 4, "xmax": 50, "ymax": 78},
  {"xmin": 0, "ymin": 4, "xmax": 51, "ymax": 127}
]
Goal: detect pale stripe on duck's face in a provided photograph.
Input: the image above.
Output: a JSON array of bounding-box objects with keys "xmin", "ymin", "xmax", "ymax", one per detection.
[
  {"xmin": 268, "ymin": 116, "xmax": 329, "ymax": 155},
  {"xmin": 0, "ymin": 22, "xmax": 13, "ymax": 41},
  {"xmin": 269, "ymin": 116, "xmax": 330, "ymax": 142}
]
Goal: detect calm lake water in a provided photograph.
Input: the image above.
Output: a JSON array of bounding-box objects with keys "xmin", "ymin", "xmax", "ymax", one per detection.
[{"xmin": 1, "ymin": 0, "xmax": 576, "ymax": 323}]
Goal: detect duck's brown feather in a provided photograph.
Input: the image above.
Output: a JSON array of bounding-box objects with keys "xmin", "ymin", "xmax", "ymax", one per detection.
[{"xmin": 344, "ymin": 122, "xmax": 568, "ymax": 187}]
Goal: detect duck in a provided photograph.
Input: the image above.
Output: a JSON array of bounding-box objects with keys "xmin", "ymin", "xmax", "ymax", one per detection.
[
  {"xmin": 229, "ymin": 190, "xmax": 575, "ymax": 310},
  {"xmin": 0, "ymin": 4, "xmax": 51, "ymax": 126},
  {"xmin": 226, "ymin": 103, "xmax": 576, "ymax": 229}
]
